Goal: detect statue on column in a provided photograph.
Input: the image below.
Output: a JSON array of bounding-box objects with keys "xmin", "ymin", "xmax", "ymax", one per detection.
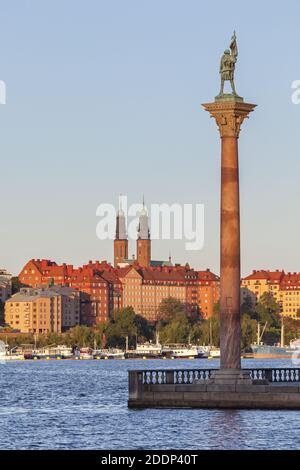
[{"xmin": 218, "ymin": 31, "xmax": 239, "ymax": 97}]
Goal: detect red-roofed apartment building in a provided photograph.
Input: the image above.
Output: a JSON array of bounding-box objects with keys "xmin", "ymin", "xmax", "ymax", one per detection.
[
  {"xmin": 18, "ymin": 259, "xmax": 120, "ymax": 325},
  {"xmin": 19, "ymin": 259, "xmax": 219, "ymax": 325},
  {"xmin": 242, "ymin": 270, "xmax": 300, "ymax": 319},
  {"xmin": 117, "ymin": 264, "xmax": 219, "ymax": 322}
]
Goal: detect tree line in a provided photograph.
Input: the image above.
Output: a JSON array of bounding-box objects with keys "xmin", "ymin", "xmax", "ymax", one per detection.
[{"xmin": 1, "ymin": 294, "xmax": 300, "ymax": 350}]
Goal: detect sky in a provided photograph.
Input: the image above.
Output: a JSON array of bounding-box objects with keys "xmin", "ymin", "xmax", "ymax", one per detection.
[{"xmin": 1, "ymin": 0, "xmax": 300, "ymax": 276}]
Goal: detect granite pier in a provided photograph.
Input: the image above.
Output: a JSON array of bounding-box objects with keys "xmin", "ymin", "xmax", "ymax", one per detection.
[{"xmin": 128, "ymin": 368, "xmax": 300, "ymax": 409}]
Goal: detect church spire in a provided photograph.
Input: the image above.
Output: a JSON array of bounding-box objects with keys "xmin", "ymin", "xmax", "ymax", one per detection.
[
  {"xmin": 115, "ymin": 194, "xmax": 127, "ymax": 240},
  {"xmin": 114, "ymin": 194, "xmax": 128, "ymax": 267},
  {"xmin": 137, "ymin": 196, "xmax": 151, "ymax": 267},
  {"xmin": 137, "ymin": 196, "xmax": 150, "ymax": 240}
]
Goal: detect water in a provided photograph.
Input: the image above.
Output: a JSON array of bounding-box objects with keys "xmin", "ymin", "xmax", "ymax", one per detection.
[{"xmin": 0, "ymin": 359, "xmax": 299, "ymax": 450}]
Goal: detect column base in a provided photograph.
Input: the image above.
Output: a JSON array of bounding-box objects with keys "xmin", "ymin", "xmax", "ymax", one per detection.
[
  {"xmin": 195, "ymin": 369, "xmax": 269, "ymax": 386},
  {"xmin": 210, "ymin": 369, "xmax": 253, "ymax": 385}
]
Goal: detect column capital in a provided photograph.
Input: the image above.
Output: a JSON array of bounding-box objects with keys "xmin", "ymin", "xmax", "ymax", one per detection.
[{"xmin": 202, "ymin": 100, "xmax": 256, "ymax": 138}]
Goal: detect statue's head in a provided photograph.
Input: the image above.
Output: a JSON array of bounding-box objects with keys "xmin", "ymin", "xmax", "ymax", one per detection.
[{"xmin": 224, "ymin": 49, "xmax": 230, "ymax": 55}]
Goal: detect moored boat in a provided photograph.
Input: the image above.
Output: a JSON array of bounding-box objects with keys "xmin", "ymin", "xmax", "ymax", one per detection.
[
  {"xmin": 97, "ymin": 348, "xmax": 125, "ymax": 359},
  {"xmin": 250, "ymin": 343, "xmax": 300, "ymax": 359},
  {"xmin": 162, "ymin": 344, "xmax": 207, "ymax": 359},
  {"xmin": 207, "ymin": 347, "xmax": 220, "ymax": 359},
  {"xmin": 125, "ymin": 342, "xmax": 162, "ymax": 359},
  {"xmin": 200, "ymin": 345, "xmax": 220, "ymax": 359},
  {"xmin": 79, "ymin": 347, "xmax": 94, "ymax": 360},
  {"xmin": 48, "ymin": 345, "xmax": 73, "ymax": 359}
]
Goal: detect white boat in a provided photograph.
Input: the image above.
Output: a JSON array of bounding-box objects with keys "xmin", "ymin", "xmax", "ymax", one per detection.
[
  {"xmin": 162, "ymin": 344, "xmax": 207, "ymax": 359},
  {"xmin": 37, "ymin": 345, "xmax": 74, "ymax": 359},
  {"xmin": 290, "ymin": 339, "xmax": 300, "ymax": 350},
  {"xmin": 208, "ymin": 348, "xmax": 221, "ymax": 358},
  {"xmin": 96, "ymin": 348, "xmax": 125, "ymax": 359},
  {"xmin": 3, "ymin": 352, "xmax": 25, "ymax": 361},
  {"xmin": 200, "ymin": 345, "xmax": 221, "ymax": 358},
  {"xmin": 79, "ymin": 347, "xmax": 94, "ymax": 360},
  {"xmin": 125, "ymin": 342, "xmax": 162, "ymax": 358},
  {"xmin": 51, "ymin": 345, "xmax": 73, "ymax": 358},
  {"xmin": 0, "ymin": 346, "xmax": 6, "ymax": 362},
  {"xmin": 0, "ymin": 344, "xmax": 25, "ymax": 361}
]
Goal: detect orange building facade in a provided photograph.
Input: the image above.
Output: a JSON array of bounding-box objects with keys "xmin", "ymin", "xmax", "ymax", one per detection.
[
  {"xmin": 19, "ymin": 259, "xmax": 220, "ymax": 325},
  {"xmin": 242, "ymin": 270, "xmax": 300, "ymax": 319},
  {"xmin": 5, "ymin": 286, "xmax": 80, "ymax": 334},
  {"xmin": 19, "ymin": 259, "xmax": 119, "ymax": 325},
  {"xmin": 117, "ymin": 264, "xmax": 219, "ymax": 322}
]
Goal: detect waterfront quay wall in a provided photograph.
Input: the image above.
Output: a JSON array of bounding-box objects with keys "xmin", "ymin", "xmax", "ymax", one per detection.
[{"xmin": 128, "ymin": 368, "xmax": 300, "ymax": 409}]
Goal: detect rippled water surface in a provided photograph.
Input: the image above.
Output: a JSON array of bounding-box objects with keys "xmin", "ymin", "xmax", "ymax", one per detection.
[{"xmin": 0, "ymin": 359, "xmax": 299, "ymax": 450}]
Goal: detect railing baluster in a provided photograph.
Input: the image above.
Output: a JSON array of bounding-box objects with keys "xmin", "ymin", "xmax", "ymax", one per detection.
[{"xmin": 138, "ymin": 367, "xmax": 300, "ymax": 386}]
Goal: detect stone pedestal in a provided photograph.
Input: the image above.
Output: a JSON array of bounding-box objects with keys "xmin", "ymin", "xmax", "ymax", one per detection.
[
  {"xmin": 195, "ymin": 369, "xmax": 262, "ymax": 388},
  {"xmin": 128, "ymin": 369, "xmax": 300, "ymax": 409},
  {"xmin": 195, "ymin": 369, "xmax": 269, "ymax": 388},
  {"xmin": 202, "ymin": 98, "xmax": 256, "ymax": 371},
  {"xmin": 209, "ymin": 369, "xmax": 253, "ymax": 385}
]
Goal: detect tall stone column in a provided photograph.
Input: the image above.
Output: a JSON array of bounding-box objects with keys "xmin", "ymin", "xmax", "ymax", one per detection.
[{"xmin": 202, "ymin": 98, "xmax": 256, "ymax": 373}]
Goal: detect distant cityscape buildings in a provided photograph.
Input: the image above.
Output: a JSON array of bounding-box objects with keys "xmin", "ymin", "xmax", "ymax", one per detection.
[
  {"xmin": 5, "ymin": 286, "xmax": 80, "ymax": 334},
  {"xmin": 15, "ymin": 205, "xmax": 220, "ymax": 329},
  {"xmin": 242, "ymin": 270, "xmax": 300, "ymax": 319},
  {"xmin": 1, "ymin": 204, "xmax": 300, "ymax": 334},
  {"xmin": 18, "ymin": 260, "xmax": 220, "ymax": 327}
]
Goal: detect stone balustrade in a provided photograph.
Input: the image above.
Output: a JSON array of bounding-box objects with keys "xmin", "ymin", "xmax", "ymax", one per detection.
[
  {"xmin": 130, "ymin": 368, "xmax": 300, "ymax": 387},
  {"xmin": 128, "ymin": 368, "xmax": 300, "ymax": 409}
]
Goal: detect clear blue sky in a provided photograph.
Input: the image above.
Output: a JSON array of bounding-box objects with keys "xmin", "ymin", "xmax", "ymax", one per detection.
[{"xmin": 1, "ymin": 0, "xmax": 300, "ymax": 276}]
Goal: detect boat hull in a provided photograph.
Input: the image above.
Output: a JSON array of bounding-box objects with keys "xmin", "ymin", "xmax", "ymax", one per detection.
[
  {"xmin": 251, "ymin": 345, "xmax": 300, "ymax": 359},
  {"xmin": 252, "ymin": 353, "xmax": 297, "ymax": 359},
  {"xmin": 125, "ymin": 353, "xmax": 161, "ymax": 359}
]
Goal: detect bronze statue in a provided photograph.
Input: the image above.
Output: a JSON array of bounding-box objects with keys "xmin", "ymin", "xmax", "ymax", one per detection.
[{"xmin": 219, "ymin": 31, "xmax": 238, "ymax": 96}]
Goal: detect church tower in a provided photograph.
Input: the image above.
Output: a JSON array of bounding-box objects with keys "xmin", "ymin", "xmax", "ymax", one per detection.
[
  {"xmin": 136, "ymin": 197, "xmax": 151, "ymax": 267},
  {"xmin": 114, "ymin": 197, "xmax": 128, "ymax": 267}
]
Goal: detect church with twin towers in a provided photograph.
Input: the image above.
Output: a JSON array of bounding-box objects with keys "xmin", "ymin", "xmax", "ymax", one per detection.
[{"xmin": 113, "ymin": 197, "xmax": 171, "ymax": 269}]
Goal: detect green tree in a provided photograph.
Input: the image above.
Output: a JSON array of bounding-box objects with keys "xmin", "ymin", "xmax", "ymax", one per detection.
[
  {"xmin": 158, "ymin": 311, "xmax": 191, "ymax": 344},
  {"xmin": 43, "ymin": 332, "xmax": 64, "ymax": 347},
  {"xmin": 105, "ymin": 307, "xmax": 138, "ymax": 348},
  {"xmin": 198, "ymin": 311, "xmax": 220, "ymax": 346},
  {"xmin": 157, "ymin": 297, "xmax": 186, "ymax": 324},
  {"xmin": 213, "ymin": 301, "xmax": 220, "ymax": 315},
  {"xmin": 66, "ymin": 325, "xmax": 94, "ymax": 348},
  {"xmin": 157, "ymin": 297, "xmax": 207, "ymax": 345},
  {"xmin": 189, "ymin": 322, "xmax": 205, "ymax": 344},
  {"xmin": 93, "ymin": 323, "xmax": 107, "ymax": 348},
  {"xmin": 241, "ymin": 314, "xmax": 257, "ymax": 349},
  {"xmin": 11, "ymin": 277, "xmax": 26, "ymax": 294},
  {"xmin": 134, "ymin": 314, "xmax": 153, "ymax": 342},
  {"xmin": 254, "ymin": 292, "xmax": 281, "ymax": 328},
  {"xmin": 157, "ymin": 298, "xmax": 191, "ymax": 344},
  {"xmin": 282, "ymin": 317, "xmax": 300, "ymax": 344},
  {"xmin": 114, "ymin": 307, "xmax": 137, "ymax": 336},
  {"xmin": 241, "ymin": 295, "xmax": 255, "ymax": 316}
]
